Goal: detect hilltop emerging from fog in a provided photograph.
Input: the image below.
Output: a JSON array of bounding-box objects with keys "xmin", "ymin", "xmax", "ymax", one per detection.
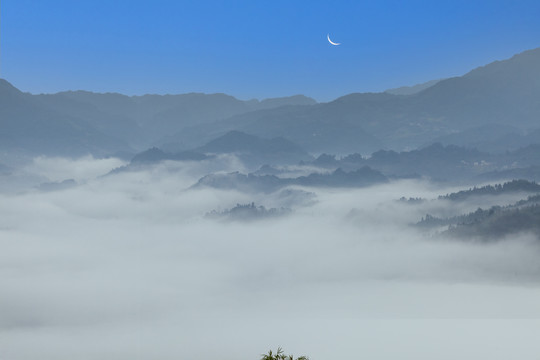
[{"xmin": 3, "ymin": 43, "xmax": 540, "ymax": 360}]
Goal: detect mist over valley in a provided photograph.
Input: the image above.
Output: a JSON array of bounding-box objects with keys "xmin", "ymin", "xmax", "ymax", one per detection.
[{"xmin": 2, "ymin": 43, "xmax": 540, "ymax": 359}]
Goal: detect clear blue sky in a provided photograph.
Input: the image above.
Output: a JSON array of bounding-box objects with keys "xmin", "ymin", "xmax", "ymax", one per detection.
[{"xmin": 2, "ymin": 0, "xmax": 540, "ymax": 101}]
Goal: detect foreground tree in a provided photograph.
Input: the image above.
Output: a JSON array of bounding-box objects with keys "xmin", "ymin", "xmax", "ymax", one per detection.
[{"xmin": 261, "ymin": 347, "xmax": 308, "ymax": 360}]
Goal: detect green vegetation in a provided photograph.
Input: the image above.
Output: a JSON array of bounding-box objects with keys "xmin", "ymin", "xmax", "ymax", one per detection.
[
  {"xmin": 206, "ymin": 203, "xmax": 291, "ymax": 221},
  {"xmin": 439, "ymin": 179, "xmax": 540, "ymax": 201},
  {"xmin": 261, "ymin": 348, "xmax": 308, "ymax": 360},
  {"xmin": 444, "ymin": 204, "xmax": 540, "ymax": 239},
  {"xmin": 418, "ymin": 193, "xmax": 540, "ymax": 240}
]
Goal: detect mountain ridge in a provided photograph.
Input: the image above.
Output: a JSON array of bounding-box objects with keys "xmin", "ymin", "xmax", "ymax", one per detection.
[
  {"xmin": 166, "ymin": 47, "xmax": 540, "ymax": 154},
  {"xmin": 2, "ymin": 46, "xmax": 540, "ymax": 157}
]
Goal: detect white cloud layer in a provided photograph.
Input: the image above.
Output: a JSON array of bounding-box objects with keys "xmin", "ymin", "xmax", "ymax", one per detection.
[{"xmin": 1, "ymin": 157, "xmax": 540, "ymax": 359}]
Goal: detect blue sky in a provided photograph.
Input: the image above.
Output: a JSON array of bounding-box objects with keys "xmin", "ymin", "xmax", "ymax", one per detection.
[{"xmin": 2, "ymin": 0, "xmax": 540, "ymax": 101}]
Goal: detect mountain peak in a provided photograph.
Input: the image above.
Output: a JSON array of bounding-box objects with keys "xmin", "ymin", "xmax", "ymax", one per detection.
[
  {"xmin": 259, "ymin": 94, "xmax": 317, "ymax": 107},
  {"xmin": 384, "ymin": 79, "xmax": 443, "ymax": 95},
  {"xmin": 0, "ymin": 79, "xmax": 23, "ymax": 95},
  {"xmin": 463, "ymin": 46, "xmax": 540, "ymax": 79}
]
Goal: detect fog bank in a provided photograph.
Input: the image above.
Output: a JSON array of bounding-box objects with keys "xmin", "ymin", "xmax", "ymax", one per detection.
[{"xmin": 1, "ymin": 157, "xmax": 540, "ymax": 359}]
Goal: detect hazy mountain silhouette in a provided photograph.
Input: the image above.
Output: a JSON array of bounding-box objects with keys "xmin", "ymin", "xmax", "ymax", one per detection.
[
  {"xmin": 0, "ymin": 79, "xmax": 129, "ymax": 156},
  {"xmin": 307, "ymin": 143, "xmax": 492, "ymax": 182},
  {"xmin": 163, "ymin": 98, "xmax": 385, "ymax": 154},
  {"xmin": 0, "ymin": 79, "xmax": 316, "ymax": 156},
  {"xmin": 428, "ymin": 125, "xmax": 521, "ymax": 151},
  {"xmin": 443, "ymin": 203, "xmax": 540, "ymax": 240},
  {"xmin": 436, "ymin": 180, "xmax": 540, "ymax": 202},
  {"xmin": 476, "ymin": 166, "xmax": 540, "ymax": 183},
  {"xmin": 124, "ymin": 131, "xmax": 312, "ymax": 170},
  {"xmin": 33, "ymin": 91, "xmax": 145, "ymax": 149},
  {"xmin": 418, "ymin": 184, "xmax": 540, "ymax": 240},
  {"xmin": 2, "ymin": 47, "xmax": 540, "ymax": 157},
  {"xmin": 130, "ymin": 147, "xmax": 210, "ymax": 164},
  {"xmin": 384, "ymin": 79, "xmax": 443, "ymax": 95},
  {"xmin": 306, "ymin": 141, "xmax": 540, "ymax": 182},
  {"xmin": 195, "ymin": 130, "xmax": 313, "ymax": 167},
  {"xmin": 124, "ymin": 134, "xmax": 540, "ymax": 183},
  {"xmin": 44, "ymin": 91, "xmax": 316, "ymax": 148},
  {"xmin": 169, "ymin": 47, "xmax": 540, "ymax": 154},
  {"xmin": 366, "ymin": 143, "xmax": 491, "ymax": 180},
  {"xmin": 474, "ymin": 128, "xmax": 540, "ymax": 153},
  {"xmin": 194, "ymin": 167, "xmax": 387, "ymax": 193},
  {"xmin": 206, "ymin": 202, "xmax": 292, "ymax": 222}
]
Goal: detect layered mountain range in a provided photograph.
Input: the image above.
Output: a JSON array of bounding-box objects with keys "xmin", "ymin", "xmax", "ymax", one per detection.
[
  {"xmin": 1, "ymin": 47, "xmax": 540, "ymax": 157},
  {"xmin": 0, "ymin": 80, "xmax": 315, "ymax": 157}
]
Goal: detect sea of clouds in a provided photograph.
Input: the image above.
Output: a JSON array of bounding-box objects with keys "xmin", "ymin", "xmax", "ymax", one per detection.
[{"xmin": 1, "ymin": 156, "xmax": 540, "ymax": 360}]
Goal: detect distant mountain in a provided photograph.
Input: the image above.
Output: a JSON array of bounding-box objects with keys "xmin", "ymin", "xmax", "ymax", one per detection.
[
  {"xmin": 437, "ymin": 180, "xmax": 540, "ymax": 202},
  {"xmin": 130, "ymin": 147, "xmax": 210, "ymax": 163},
  {"xmin": 469, "ymin": 144, "xmax": 540, "ymax": 182},
  {"xmin": 384, "ymin": 79, "xmax": 443, "ymax": 95},
  {"xmin": 34, "ymin": 91, "xmax": 146, "ymax": 148},
  {"xmin": 257, "ymin": 95, "xmax": 315, "ymax": 108},
  {"xmin": 413, "ymin": 47, "xmax": 540, "ymax": 131},
  {"xmin": 0, "ymin": 78, "xmax": 316, "ymax": 156},
  {"xmin": 3, "ymin": 46, "xmax": 540, "ymax": 157},
  {"xmin": 106, "ymin": 147, "xmax": 211, "ymax": 175},
  {"xmin": 206, "ymin": 203, "xmax": 292, "ymax": 222},
  {"xmin": 169, "ymin": 47, "xmax": 540, "ymax": 154},
  {"xmin": 47, "ymin": 91, "xmax": 317, "ymax": 148},
  {"xmin": 443, "ymin": 203, "xmax": 540, "ymax": 240},
  {"xmin": 122, "ymin": 131, "xmax": 312, "ymax": 171},
  {"xmin": 431, "ymin": 125, "xmax": 540, "ymax": 154},
  {"xmin": 306, "ymin": 142, "xmax": 540, "ymax": 182},
  {"xmin": 194, "ymin": 172, "xmax": 283, "ymax": 193},
  {"xmin": 194, "ymin": 167, "xmax": 387, "ymax": 193},
  {"xmin": 294, "ymin": 167, "xmax": 388, "ymax": 187},
  {"xmin": 366, "ymin": 143, "xmax": 491, "ymax": 180},
  {"xmin": 500, "ymin": 144, "xmax": 540, "ymax": 167},
  {"xmin": 164, "ymin": 100, "xmax": 385, "ymax": 154},
  {"xmin": 476, "ymin": 166, "xmax": 540, "ymax": 183},
  {"xmin": 195, "ymin": 131, "xmax": 313, "ymax": 167},
  {"xmin": 479, "ymin": 128, "xmax": 540, "ymax": 154},
  {"xmin": 0, "ymin": 79, "xmax": 129, "ymax": 157},
  {"xmin": 311, "ymin": 143, "xmax": 493, "ymax": 182},
  {"xmin": 418, "ymin": 189, "xmax": 540, "ymax": 241},
  {"xmin": 428, "ymin": 124, "xmax": 522, "ymax": 153},
  {"xmin": 126, "ymin": 137, "xmax": 540, "ymax": 184}
]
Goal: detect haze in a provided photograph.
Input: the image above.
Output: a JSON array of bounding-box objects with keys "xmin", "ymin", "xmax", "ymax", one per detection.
[
  {"xmin": 1, "ymin": 155, "xmax": 540, "ymax": 359},
  {"xmin": 2, "ymin": 1, "xmax": 540, "ymax": 359}
]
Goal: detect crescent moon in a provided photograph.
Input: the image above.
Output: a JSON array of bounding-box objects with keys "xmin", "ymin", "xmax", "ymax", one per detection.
[{"xmin": 327, "ymin": 34, "xmax": 340, "ymax": 46}]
